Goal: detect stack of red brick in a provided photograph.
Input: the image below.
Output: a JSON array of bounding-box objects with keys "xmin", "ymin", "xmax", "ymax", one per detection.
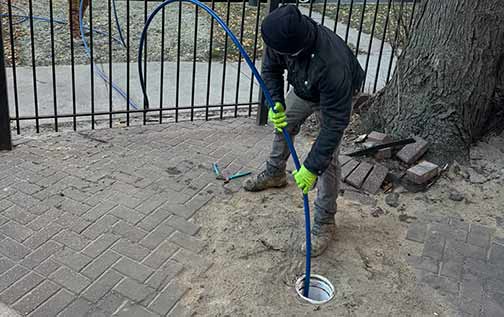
[{"xmin": 340, "ymin": 132, "xmax": 439, "ymax": 194}]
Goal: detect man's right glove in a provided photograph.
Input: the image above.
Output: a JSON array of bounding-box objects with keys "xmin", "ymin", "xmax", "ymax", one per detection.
[{"xmin": 268, "ymin": 102, "xmax": 287, "ymax": 132}]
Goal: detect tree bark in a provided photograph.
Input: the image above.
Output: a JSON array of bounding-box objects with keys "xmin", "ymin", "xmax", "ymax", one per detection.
[{"xmin": 360, "ymin": 0, "xmax": 504, "ymax": 164}]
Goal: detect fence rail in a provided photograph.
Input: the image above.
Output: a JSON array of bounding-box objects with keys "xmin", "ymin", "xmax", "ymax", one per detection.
[{"xmin": 0, "ymin": 0, "xmax": 417, "ymax": 144}]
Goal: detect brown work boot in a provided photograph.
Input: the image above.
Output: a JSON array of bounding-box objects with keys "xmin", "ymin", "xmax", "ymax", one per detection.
[
  {"xmin": 300, "ymin": 223, "xmax": 335, "ymax": 257},
  {"xmin": 243, "ymin": 170, "xmax": 287, "ymax": 192}
]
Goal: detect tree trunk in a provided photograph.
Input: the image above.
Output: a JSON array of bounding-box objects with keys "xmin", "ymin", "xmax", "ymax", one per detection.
[{"xmin": 360, "ymin": 0, "xmax": 504, "ymax": 164}]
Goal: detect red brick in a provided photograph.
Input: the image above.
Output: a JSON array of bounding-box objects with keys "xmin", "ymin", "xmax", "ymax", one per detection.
[
  {"xmin": 361, "ymin": 164, "xmax": 389, "ymax": 194},
  {"xmin": 367, "ymin": 132, "xmax": 392, "ymax": 144},
  {"xmin": 338, "ymin": 155, "xmax": 352, "ymax": 166},
  {"xmin": 346, "ymin": 162, "xmax": 373, "ymax": 188},
  {"xmin": 341, "ymin": 160, "xmax": 360, "ymax": 180},
  {"xmin": 396, "ymin": 136, "xmax": 428, "ymax": 164},
  {"xmin": 406, "ymin": 161, "xmax": 439, "ymax": 184}
]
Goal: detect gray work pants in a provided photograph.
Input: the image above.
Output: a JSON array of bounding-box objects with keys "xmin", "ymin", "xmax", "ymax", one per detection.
[{"xmin": 266, "ymin": 90, "xmax": 342, "ymax": 229}]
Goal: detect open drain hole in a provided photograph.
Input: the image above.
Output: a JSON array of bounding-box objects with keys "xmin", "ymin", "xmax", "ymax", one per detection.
[{"xmin": 295, "ymin": 274, "xmax": 335, "ymax": 305}]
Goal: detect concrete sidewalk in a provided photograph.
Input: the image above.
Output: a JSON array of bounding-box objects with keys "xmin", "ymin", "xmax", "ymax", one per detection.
[{"xmin": 7, "ymin": 61, "xmax": 261, "ymax": 122}]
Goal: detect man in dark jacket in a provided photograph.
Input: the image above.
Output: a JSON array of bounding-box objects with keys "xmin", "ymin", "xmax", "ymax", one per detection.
[{"xmin": 244, "ymin": 5, "xmax": 364, "ymax": 257}]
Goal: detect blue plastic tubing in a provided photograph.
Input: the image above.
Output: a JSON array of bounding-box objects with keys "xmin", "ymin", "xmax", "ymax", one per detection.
[
  {"xmin": 79, "ymin": 0, "xmax": 140, "ymax": 110},
  {"xmin": 0, "ymin": 0, "xmax": 137, "ymax": 109},
  {"xmin": 137, "ymin": 0, "xmax": 312, "ymax": 297}
]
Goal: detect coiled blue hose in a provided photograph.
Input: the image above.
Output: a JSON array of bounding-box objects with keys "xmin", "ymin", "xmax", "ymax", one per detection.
[{"xmin": 138, "ymin": 0, "xmax": 312, "ymax": 297}]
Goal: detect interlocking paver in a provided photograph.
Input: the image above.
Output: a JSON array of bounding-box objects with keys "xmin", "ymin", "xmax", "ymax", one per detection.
[
  {"xmin": 23, "ymin": 223, "xmax": 62, "ymax": 250},
  {"xmin": 81, "ymin": 270, "xmax": 123, "ymax": 303},
  {"xmin": 135, "ymin": 195, "xmax": 166, "ymax": 216},
  {"xmin": 114, "ymin": 257, "xmax": 154, "ymax": 283},
  {"xmin": 112, "ymin": 221, "xmax": 148, "ymax": 243},
  {"xmin": 58, "ymin": 297, "xmax": 94, "ymax": 317},
  {"xmin": 405, "ymin": 255, "xmax": 438, "ymax": 274},
  {"xmin": 140, "ymin": 223, "xmax": 176, "ymax": 250},
  {"xmin": 3, "ymin": 205, "xmax": 37, "ymax": 225},
  {"xmin": 142, "ymin": 241, "xmax": 179, "ymax": 270},
  {"xmin": 81, "ymin": 251, "xmax": 121, "ymax": 280},
  {"xmin": 0, "ymin": 221, "xmax": 34, "ymax": 243},
  {"xmin": 407, "ymin": 219, "xmax": 504, "ymax": 316},
  {"xmin": 138, "ymin": 208, "xmax": 173, "ymax": 232},
  {"xmin": 461, "ymin": 275, "xmax": 484, "ymax": 302},
  {"xmin": 53, "ymin": 249, "xmax": 93, "ymax": 272},
  {"xmin": 0, "ymin": 258, "xmax": 14, "ymax": 275},
  {"xmin": 34, "ymin": 258, "xmax": 61, "ymax": 277},
  {"xmin": 115, "ymin": 303, "xmax": 159, "ymax": 317},
  {"xmin": 0, "ymin": 265, "xmax": 30, "ymax": 294},
  {"xmin": 50, "ymin": 266, "xmax": 91, "ymax": 294},
  {"xmin": 110, "ymin": 205, "xmax": 145, "ymax": 225},
  {"xmin": 405, "ymin": 222, "xmax": 427, "ymax": 243},
  {"xmin": 56, "ymin": 212, "xmax": 92, "ymax": 234},
  {"xmin": 113, "ymin": 239, "xmax": 150, "ymax": 262},
  {"xmin": 96, "ymin": 291, "xmax": 124, "ymax": 314},
  {"xmin": 82, "ymin": 200, "xmax": 118, "ymax": 222},
  {"xmin": 13, "ymin": 280, "xmax": 60, "ymax": 315},
  {"xmin": 21, "ymin": 240, "xmax": 63, "ymax": 269},
  {"xmin": 0, "ymin": 119, "xmax": 283, "ymax": 315},
  {"xmin": 481, "ymin": 297, "xmax": 504, "ymax": 317},
  {"xmin": 467, "ymin": 224, "xmax": 494, "ymax": 248},
  {"xmin": 172, "ymin": 249, "xmax": 212, "ymax": 275},
  {"xmin": 0, "ymin": 237, "xmax": 31, "ymax": 261},
  {"xmin": 489, "ymin": 242, "xmax": 504, "ymax": 264},
  {"xmin": 166, "ymin": 215, "xmax": 200, "ymax": 236},
  {"xmin": 422, "ymin": 232, "xmax": 445, "ymax": 261},
  {"xmin": 28, "ymin": 289, "xmax": 75, "ymax": 317},
  {"xmin": 0, "ymin": 271, "xmax": 44, "ymax": 305},
  {"xmin": 149, "ymin": 280, "xmax": 187, "ymax": 315},
  {"xmin": 82, "ymin": 233, "xmax": 120, "ymax": 258},
  {"xmin": 82, "ymin": 214, "xmax": 119, "ymax": 240},
  {"xmin": 169, "ymin": 231, "xmax": 206, "ymax": 253},
  {"xmin": 114, "ymin": 278, "xmax": 154, "ymax": 302},
  {"xmin": 26, "ymin": 208, "xmax": 59, "ymax": 231},
  {"xmin": 145, "ymin": 260, "xmax": 184, "ymax": 290},
  {"xmin": 53, "ymin": 230, "xmax": 91, "ymax": 251}
]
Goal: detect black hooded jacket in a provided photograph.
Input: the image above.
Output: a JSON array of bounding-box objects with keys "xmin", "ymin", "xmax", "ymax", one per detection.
[{"xmin": 261, "ymin": 5, "xmax": 365, "ymax": 175}]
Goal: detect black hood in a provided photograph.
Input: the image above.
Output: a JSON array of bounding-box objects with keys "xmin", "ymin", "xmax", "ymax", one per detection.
[{"xmin": 261, "ymin": 5, "xmax": 317, "ymax": 55}]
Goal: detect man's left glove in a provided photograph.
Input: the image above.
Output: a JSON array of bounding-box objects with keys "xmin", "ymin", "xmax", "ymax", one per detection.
[{"xmin": 292, "ymin": 165, "xmax": 317, "ymax": 194}]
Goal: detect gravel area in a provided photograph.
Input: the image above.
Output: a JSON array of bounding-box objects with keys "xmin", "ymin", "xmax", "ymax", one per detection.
[{"xmin": 7, "ymin": 0, "xmax": 211, "ymax": 66}]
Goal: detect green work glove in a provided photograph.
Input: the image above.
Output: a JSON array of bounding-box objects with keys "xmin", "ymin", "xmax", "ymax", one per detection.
[
  {"xmin": 292, "ymin": 165, "xmax": 317, "ymax": 194},
  {"xmin": 268, "ymin": 102, "xmax": 287, "ymax": 132}
]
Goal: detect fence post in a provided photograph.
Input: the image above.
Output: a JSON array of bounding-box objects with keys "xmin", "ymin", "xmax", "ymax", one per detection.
[
  {"xmin": 256, "ymin": 0, "xmax": 279, "ymax": 126},
  {"xmin": 0, "ymin": 15, "xmax": 12, "ymax": 151}
]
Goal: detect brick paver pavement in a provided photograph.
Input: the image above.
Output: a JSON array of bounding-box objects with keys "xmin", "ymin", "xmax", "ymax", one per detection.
[
  {"xmin": 406, "ymin": 216, "xmax": 504, "ymax": 317},
  {"xmin": 2, "ymin": 117, "xmax": 502, "ymax": 316},
  {"xmin": 0, "ymin": 118, "xmax": 274, "ymax": 316}
]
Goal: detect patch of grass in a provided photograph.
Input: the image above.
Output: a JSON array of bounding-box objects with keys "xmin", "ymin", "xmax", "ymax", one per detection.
[
  {"xmin": 211, "ymin": 3, "xmax": 268, "ymax": 62},
  {"xmin": 313, "ymin": 3, "xmax": 415, "ymax": 49}
]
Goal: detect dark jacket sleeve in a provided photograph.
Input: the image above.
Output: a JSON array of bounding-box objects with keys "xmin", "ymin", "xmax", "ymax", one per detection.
[
  {"xmin": 303, "ymin": 65, "xmax": 352, "ymax": 175},
  {"xmin": 261, "ymin": 47, "xmax": 287, "ymax": 106}
]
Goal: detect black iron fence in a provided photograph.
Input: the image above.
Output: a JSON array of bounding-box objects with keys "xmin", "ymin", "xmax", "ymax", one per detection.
[{"xmin": 0, "ymin": 0, "xmax": 417, "ymax": 148}]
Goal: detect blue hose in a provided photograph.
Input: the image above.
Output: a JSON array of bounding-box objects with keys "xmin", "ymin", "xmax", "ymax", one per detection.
[
  {"xmin": 138, "ymin": 0, "xmax": 312, "ymax": 297},
  {"xmin": 79, "ymin": 0, "xmax": 140, "ymax": 110},
  {"xmin": 0, "ymin": 2, "xmax": 138, "ymax": 109},
  {"xmin": 111, "ymin": 0, "xmax": 127, "ymax": 47}
]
